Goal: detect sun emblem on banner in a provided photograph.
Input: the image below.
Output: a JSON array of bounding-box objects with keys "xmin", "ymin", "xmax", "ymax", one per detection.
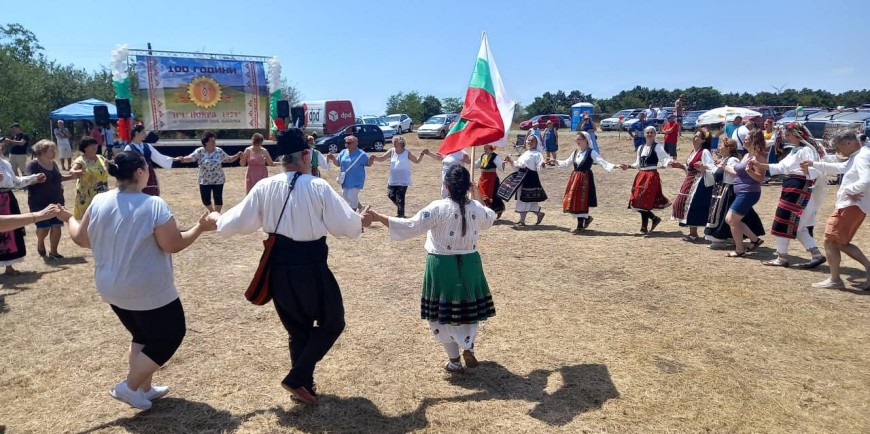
[{"xmin": 185, "ymin": 76, "xmax": 222, "ymax": 108}]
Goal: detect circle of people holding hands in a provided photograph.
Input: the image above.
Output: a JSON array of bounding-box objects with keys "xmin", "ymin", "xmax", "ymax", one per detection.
[{"xmin": 0, "ymin": 117, "xmax": 866, "ymax": 412}]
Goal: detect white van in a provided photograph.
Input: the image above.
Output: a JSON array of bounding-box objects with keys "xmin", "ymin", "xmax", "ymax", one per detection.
[{"xmin": 292, "ymin": 100, "xmax": 355, "ymax": 137}]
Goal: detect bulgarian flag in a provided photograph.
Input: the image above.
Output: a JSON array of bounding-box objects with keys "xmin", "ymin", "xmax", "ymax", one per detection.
[{"xmin": 438, "ymin": 32, "xmax": 514, "ymax": 155}]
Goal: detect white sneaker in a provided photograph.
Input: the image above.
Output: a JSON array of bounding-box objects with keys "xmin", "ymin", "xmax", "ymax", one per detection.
[
  {"xmin": 110, "ymin": 381, "xmax": 152, "ymax": 410},
  {"xmin": 811, "ymin": 278, "xmax": 845, "ymax": 289},
  {"xmin": 142, "ymin": 384, "xmax": 170, "ymax": 401}
]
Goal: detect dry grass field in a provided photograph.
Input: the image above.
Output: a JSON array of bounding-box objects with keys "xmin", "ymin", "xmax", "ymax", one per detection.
[{"xmin": 0, "ymin": 130, "xmax": 868, "ymax": 433}]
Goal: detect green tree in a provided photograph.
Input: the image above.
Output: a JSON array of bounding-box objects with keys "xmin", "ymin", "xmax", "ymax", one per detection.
[
  {"xmin": 385, "ymin": 92, "xmax": 404, "ymax": 115},
  {"xmin": 441, "ymin": 97, "xmax": 464, "ymax": 114},
  {"xmin": 420, "ymin": 95, "xmax": 442, "ymax": 121},
  {"xmin": 385, "ymin": 91, "xmax": 424, "ymax": 123}
]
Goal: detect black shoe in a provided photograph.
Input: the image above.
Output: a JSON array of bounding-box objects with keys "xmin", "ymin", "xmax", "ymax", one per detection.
[{"xmin": 650, "ymin": 217, "xmax": 662, "ymax": 232}]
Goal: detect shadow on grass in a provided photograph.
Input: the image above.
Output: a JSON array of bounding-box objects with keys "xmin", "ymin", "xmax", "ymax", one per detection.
[
  {"xmin": 77, "ymin": 398, "xmax": 270, "ymax": 434},
  {"xmin": 273, "ymin": 396, "xmax": 435, "ymax": 434},
  {"xmin": 76, "ymin": 364, "xmax": 618, "ymax": 432},
  {"xmin": 580, "ymin": 230, "xmax": 639, "ymax": 237},
  {"xmin": 43, "ymin": 255, "xmax": 88, "ymax": 267},
  {"xmin": 273, "ymin": 362, "xmax": 618, "ymax": 431},
  {"xmin": 444, "ymin": 361, "xmax": 619, "ymax": 426},
  {"xmin": 511, "ymin": 224, "xmax": 572, "ymax": 233},
  {"xmin": 0, "ymin": 268, "xmax": 67, "ymax": 305}
]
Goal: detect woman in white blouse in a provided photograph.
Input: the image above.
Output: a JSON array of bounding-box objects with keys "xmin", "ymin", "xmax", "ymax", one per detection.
[
  {"xmin": 550, "ymin": 132, "xmax": 619, "ymax": 233},
  {"xmin": 509, "ymin": 136, "xmax": 547, "ymax": 228},
  {"xmin": 669, "ymin": 130, "xmax": 717, "ymax": 241},
  {"xmin": 620, "ymin": 126, "xmax": 675, "ymax": 235},
  {"xmin": 366, "ymin": 165, "xmax": 496, "ymax": 373}
]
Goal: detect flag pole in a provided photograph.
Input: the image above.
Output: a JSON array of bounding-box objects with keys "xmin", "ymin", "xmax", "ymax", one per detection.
[{"xmin": 470, "ymin": 146, "xmax": 476, "ymax": 183}]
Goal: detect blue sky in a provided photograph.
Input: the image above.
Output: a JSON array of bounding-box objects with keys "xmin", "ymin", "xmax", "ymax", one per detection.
[{"xmin": 7, "ymin": 0, "xmax": 867, "ymax": 116}]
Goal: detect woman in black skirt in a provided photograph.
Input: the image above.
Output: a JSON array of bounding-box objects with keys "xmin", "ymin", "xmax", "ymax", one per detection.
[{"xmin": 704, "ymin": 138, "xmax": 765, "ymax": 247}]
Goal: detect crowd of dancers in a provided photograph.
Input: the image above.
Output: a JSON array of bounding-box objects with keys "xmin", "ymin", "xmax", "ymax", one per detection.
[{"xmin": 0, "ymin": 119, "xmax": 867, "ymax": 411}]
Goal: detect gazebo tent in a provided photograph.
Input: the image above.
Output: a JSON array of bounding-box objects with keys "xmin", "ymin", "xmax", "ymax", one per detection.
[{"xmin": 49, "ymin": 98, "xmax": 128, "ymax": 121}]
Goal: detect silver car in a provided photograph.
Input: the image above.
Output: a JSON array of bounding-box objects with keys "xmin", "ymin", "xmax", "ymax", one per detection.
[{"xmin": 417, "ymin": 113, "xmax": 458, "ymax": 139}]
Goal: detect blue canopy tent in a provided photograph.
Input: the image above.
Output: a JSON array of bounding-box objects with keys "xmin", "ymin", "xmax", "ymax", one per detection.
[{"xmin": 49, "ymin": 98, "xmax": 128, "ymax": 121}]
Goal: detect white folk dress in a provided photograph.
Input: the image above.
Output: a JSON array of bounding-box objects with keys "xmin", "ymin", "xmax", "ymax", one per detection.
[
  {"xmin": 515, "ymin": 149, "xmax": 545, "ymax": 213},
  {"xmin": 388, "ymin": 198, "xmax": 496, "ymax": 350}
]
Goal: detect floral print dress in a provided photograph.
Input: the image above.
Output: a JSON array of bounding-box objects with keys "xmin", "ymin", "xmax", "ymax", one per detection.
[
  {"xmin": 73, "ymin": 155, "xmax": 109, "ymax": 219},
  {"xmin": 188, "ymin": 147, "xmax": 230, "ymax": 185}
]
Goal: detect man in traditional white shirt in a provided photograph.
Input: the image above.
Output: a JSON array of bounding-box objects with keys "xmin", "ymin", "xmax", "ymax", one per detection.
[
  {"xmin": 210, "ymin": 128, "xmax": 372, "ymax": 405},
  {"xmin": 801, "ymin": 131, "xmax": 870, "ymax": 290}
]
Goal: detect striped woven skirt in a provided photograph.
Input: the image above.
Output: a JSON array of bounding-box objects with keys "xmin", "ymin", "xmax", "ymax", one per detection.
[
  {"xmin": 771, "ymin": 176, "xmax": 813, "ymax": 239},
  {"xmin": 672, "ymin": 171, "xmax": 713, "ymax": 227}
]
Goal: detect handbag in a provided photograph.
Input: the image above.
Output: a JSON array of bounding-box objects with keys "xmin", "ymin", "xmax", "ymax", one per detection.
[
  {"xmin": 245, "ymin": 172, "xmax": 302, "ymax": 305},
  {"xmin": 336, "ymin": 151, "xmax": 365, "ymax": 185}
]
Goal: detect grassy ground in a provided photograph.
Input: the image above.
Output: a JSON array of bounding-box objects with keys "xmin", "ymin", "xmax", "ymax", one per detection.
[{"xmin": 0, "ymin": 130, "xmax": 868, "ymax": 433}]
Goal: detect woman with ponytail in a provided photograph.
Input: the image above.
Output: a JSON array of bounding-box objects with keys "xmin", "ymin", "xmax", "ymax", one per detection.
[
  {"xmin": 57, "ymin": 151, "xmax": 216, "ymax": 411},
  {"xmin": 366, "ymin": 165, "xmax": 497, "ymax": 374}
]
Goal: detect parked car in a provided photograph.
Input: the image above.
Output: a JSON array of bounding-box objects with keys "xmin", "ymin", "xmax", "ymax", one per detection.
[
  {"xmin": 745, "ymin": 106, "xmax": 778, "ymax": 124},
  {"xmin": 520, "ymin": 114, "xmax": 564, "ymax": 130},
  {"xmin": 385, "ymin": 114, "xmax": 413, "ymax": 134},
  {"xmin": 556, "ymin": 114, "xmax": 571, "ymax": 129},
  {"xmin": 621, "ymin": 110, "xmax": 650, "ymax": 131},
  {"xmin": 802, "ymin": 109, "xmax": 870, "ymax": 148},
  {"xmin": 655, "ymin": 107, "xmax": 675, "ymax": 125},
  {"xmin": 775, "ymin": 108, "xmax": 823, "ymax": 126},
  {"xmin": 680, "ymin": 110, "xmax": 707, "ymax": 131},
  {"xmin": 313, "ymin": 124, "xmax": 386, "ymax": 154},
  {"xmin": 417, "ymin": 113, "xmax": 459, "ymax": 139},
  {"xmin": 599, "ymin": 109, "xmax": 641, "ymax": 131},
  {"xmin": 357, "ymin": 115, "xmax": 396, "ymax": 140}
]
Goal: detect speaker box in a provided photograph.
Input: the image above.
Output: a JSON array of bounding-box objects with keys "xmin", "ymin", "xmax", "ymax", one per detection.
[
  {"xmin": 115, "ymin": 98, "xmax": 131, "ymax": 118},
  {"xmin": 290, "ymin": 106, "xmax": 305, "ymax": 128},
  {"xmin": 93, "ymin": 105, "xmax": 110, "ymax": 126},
  {"xmin": 277, "ymin": 100, "xmax": 290, "ymax": 119}
]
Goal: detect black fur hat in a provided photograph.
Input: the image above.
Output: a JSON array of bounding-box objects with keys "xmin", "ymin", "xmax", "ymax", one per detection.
[{"xmin": 277, "ymin": 128, "xmax": 308, "ymax": 155}]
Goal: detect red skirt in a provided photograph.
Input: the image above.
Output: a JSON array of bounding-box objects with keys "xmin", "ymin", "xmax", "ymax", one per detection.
[
  {"xmin": 478, "ymin": 171, "xmax": 505, "ymax": 213},
  {"xmin": 143, "ymin": 164, "xmax": 160, "ymax": 196},
  {"xmin": 628, "ymin": 170, "xmax": 670, "ymax": 211},
  {"xmin": 563, "ymin": 170, "xmax": 596, "ymax": 214}
]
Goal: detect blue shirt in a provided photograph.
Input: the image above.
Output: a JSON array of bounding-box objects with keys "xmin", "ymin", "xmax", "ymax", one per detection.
[
  {"xmin": 724, "ymin": 123, "xmax": 738, "ymax": 140},
  {"xmin": 338, "ymin": 148, "xmax": 370, "ymax": 189},
  {"xmin": 630, "ymin": 120, "xmax": 655, "ymax": 148}
]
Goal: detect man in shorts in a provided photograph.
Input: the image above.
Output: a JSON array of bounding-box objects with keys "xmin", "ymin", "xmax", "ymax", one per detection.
[{"xmin": 801, "ymin": 131, "xmax": 870, "ymax": 290}]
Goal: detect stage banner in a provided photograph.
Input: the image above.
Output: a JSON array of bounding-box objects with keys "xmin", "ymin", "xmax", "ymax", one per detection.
[{"xmin": 135, "ymin": 56, "xmax": 268, "ymax": 131}]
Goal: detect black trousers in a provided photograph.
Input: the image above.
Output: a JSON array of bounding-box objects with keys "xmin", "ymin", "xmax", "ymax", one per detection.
[
  {"xmin": 387, "ymin": 185, "xmax": 408, "ymax": 217},
  {"xmin": 269, "ymin": 236, "xmax": 345, "ymax": 390},
  {"xmin": 110, "ymin": 298, "xmax": 186, "ymax": 366},
  {"xmin": 199, "ymin": 184, "xmax": 224, "ymax": 206}
]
